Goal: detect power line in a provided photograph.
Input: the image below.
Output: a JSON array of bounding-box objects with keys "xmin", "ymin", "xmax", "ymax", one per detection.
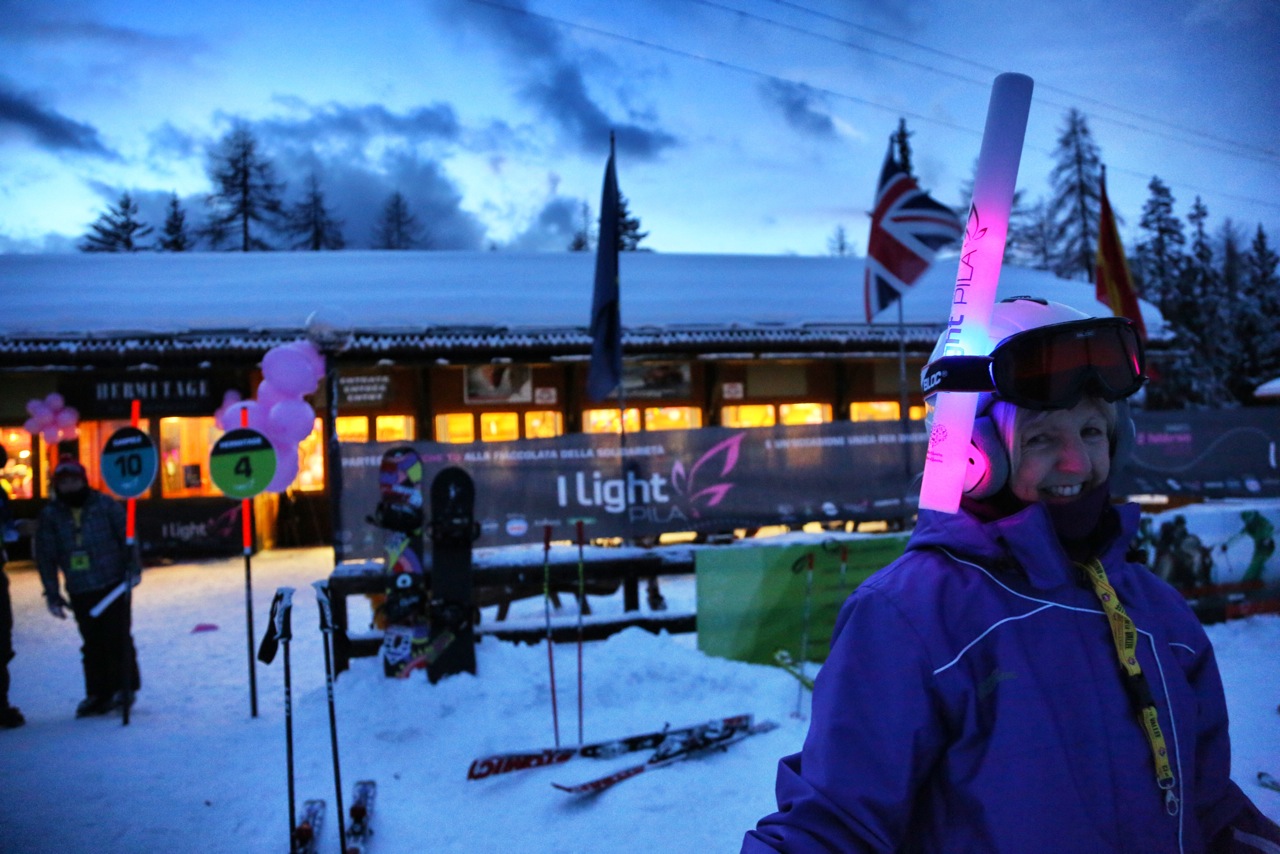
[
  {"xmin": 464, "ymin": 0, "xmax": 1280, "ymax": 214},
  {"xmin": 760, "ymin": 0, "xmax": 1280, "ymax": 165}
]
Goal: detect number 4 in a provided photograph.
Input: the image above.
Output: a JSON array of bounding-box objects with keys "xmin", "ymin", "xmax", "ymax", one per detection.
[{"xmin": 234, "ymin": 455, "xmax": 253, "ymax": 478}]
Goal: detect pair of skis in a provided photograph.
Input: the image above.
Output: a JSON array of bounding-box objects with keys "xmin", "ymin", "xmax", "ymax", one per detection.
[
  {"xmin": 261, "ymin": 586, "xmax": 378, "ymax": 853},
  {"xmin": 468, "ymin": 713, "xmax": 778, "ymax": 794},
  {"xmin": 289, "ymin": 780, "xmax": 376, "ymax": 854}
]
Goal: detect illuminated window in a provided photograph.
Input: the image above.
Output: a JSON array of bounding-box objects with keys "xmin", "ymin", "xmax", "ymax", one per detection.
[
  {"xmin": 524, "ymin": 411, "xmax": 563, "ymax": 439},
  {"xmin": 778, "ymin": 403, "xmax": 831, "ymax": 425},
  {"xmin": 721, "ymin": 405, "xmax": 776, "ymax": 428},
  {"xmin": 582, "ymin": 408, "xmax": 641, "ymax": 434},
  {"xmin": 67, "ymin": 419, "xmax": 152, "ymax": 496},
  {"xmin": 849, "ymin": 402, "xmax": 926, "ymax": 421},
  {"xmin": 375, "ymin": 415, "xmax": 415, "ymax": 442},
  {"xmin": 434, "ymin": 413, "xmax": 475, "ymax": 444},
  {"xmin": 336, "ymin": 416, "xmax": 369, "ymax": 443},
  {"xmin": 1, "ymin": 426, "xmax": 35, "ymax": 499},
  {"xmin": 159, "ymin": 417, "xmax": 220, "ymax": 498},
  {"xmin": 644, "ymin": 407, "xmax": 702, "ymax": 431},
  {"xmin": 480, "ymin": 412, "xmax": 519, "ymax": 442},
  {"xmin": 295, "ymin": 418, "xmax": 325, "ymax": 492}
]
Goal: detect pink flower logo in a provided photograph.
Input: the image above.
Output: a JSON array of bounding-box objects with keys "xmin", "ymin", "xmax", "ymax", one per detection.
[{"xmin": 671, "ymin": 433, "xmax": 745, "ymax": 518}]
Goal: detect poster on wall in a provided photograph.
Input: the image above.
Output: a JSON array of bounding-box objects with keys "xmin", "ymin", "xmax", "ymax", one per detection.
[
  {"xmin": 464, "ymin": 364, "xmax": 532, "ymax": 404},
  {"xmin": 1134, "ymin": 502, "xmax": 1280, "ymax": 593},
  {"xmin": 1117, "ymin": 407, "xmax": 1280, "ymax": 498},
  {"xmin": 336, "ymin": 420, "xmax": 927, "ymax": 559}
]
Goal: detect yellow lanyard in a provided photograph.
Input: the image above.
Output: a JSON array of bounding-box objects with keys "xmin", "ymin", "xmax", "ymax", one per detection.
[{"xmin": 1076, "ymin": 558, "xmax": 1178, "ymax": 815}]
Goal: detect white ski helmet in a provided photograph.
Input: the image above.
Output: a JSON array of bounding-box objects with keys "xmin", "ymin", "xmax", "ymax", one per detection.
[{"xmin": 921, "ymin": 296, "xmax": 1143, "ymax": 499}]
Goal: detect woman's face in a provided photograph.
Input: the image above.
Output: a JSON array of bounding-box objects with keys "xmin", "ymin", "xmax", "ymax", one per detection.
[{"xmin": 1009, "ymin": 401, "xmax": 1111, "ymax": 505}]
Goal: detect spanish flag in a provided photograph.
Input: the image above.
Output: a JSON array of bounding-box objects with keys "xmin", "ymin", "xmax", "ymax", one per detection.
[{"xmin": 1095, "ymin": 166, "xmax": 1147, "ymax": 340}]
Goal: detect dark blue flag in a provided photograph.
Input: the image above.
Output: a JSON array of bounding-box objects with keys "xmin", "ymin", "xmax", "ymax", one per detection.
[{"xmin": 587, "ymin": 134, "xmax": 621, "ymax": 401}]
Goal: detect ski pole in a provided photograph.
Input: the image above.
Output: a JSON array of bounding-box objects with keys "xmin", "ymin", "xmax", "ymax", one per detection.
[
  {"xmin": 312, "ymin": 581, "xmax": 347, "ymax": 852},
  {"xmin": 575, "ymin": 520, "xmax": 586, "ymax": 746},
  {"xmin": 543, "ymin": 525, "xmax": 560, "ymax": 748},
  {"xmin": 795, "ymin": 553, "xmax": 814, "ymax": 720},
  {"xmin": 258, "ymin": 588, "xmax": 296, "ymax": 852}
]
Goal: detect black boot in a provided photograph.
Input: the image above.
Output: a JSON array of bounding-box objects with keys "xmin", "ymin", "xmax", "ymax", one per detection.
[{"xmin": 0, "ymin": 704, "xmax": 23, "ymax": 728}]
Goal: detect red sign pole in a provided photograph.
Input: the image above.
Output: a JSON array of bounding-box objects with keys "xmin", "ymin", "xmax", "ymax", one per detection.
[{"xmin": 240, "ymin": 406, "xmax": 258, "ymax": 718}]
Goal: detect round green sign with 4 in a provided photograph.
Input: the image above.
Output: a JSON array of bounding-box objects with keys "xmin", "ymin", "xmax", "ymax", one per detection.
[{"xmin": 210, "ymin": 428, "xmax": 277, "ymax": 499}]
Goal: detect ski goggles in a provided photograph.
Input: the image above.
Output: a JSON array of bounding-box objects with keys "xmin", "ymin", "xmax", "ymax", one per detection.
[{"xmin": 921, "ymin": 316, "xmax": 1145, "ymax": 410}]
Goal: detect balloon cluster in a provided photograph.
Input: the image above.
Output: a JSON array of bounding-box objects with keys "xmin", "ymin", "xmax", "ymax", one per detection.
[
  {"xmin": 215, "ymin": 341, "xmax": 324, "ymax": 493},
  {"xmin": 24, "ymin": 393, "xmax": 79, "ymax": 445}
]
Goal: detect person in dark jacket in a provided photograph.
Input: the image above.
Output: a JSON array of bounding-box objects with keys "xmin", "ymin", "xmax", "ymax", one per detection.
[
  {"xmin": 1, "ymin": 445, "xmax": 24, "ymax": 728},
  {"xmin": 35, "ymin": 457, "xmax": 141, "ymax": 718},
  {"xmin": 744, "ymin": 298, "xmax": 1280, "ymax": 853}
]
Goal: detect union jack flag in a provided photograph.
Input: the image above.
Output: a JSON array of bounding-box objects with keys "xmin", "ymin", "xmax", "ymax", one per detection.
[{"xmin": 863, "ymin": 141, "xmax": 963, "ymax": 322}]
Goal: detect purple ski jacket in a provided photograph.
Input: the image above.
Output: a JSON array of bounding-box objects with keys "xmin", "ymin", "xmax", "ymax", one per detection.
[{"xmin": 744, "ymin": 500, "xmax": 1266, "ymax": 853}]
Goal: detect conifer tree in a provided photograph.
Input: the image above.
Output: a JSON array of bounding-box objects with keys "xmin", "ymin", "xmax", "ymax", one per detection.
[
  {"xmin": 284, "ymin": 173, "xmax": 345, "ymax": 251},
  {"xmin": 892, "ymin": 118, "xmax": 913, "ymax": 177},
  {"xmin": 617, "ymin": 193, "xmax": 648, "ymax": 251},
  {"xmin": 80, "ymin": 192, "xmax": 153, "ymax": 252},
  {"xmin": 1241, "ymin": 224, "xmax": 1280, "ymax": 396},
  {"xmin": 203, "ymin": 123, "xmax": 285, "ymax": 251},
  {"xmin": 827, "ymin": 224, "xmax": 851, "ymax": 257},
  {"xmin": 1046, "ymin": 108, "xmax": 1102, "ymax": 280},
  {"xmin": 157, "ymin": 193, "xmax": 192, "ymax": 252},
  {"xmin": 1135, "ymin": 176, "xmax": 1185, "ymax": 316},
  {"xmin": 568, "ymin": 202, "xmax": 591, "ymax": 251},
  {"xmin": 373, "ymin": 191, "xmax": 427, "ymax": 250}
]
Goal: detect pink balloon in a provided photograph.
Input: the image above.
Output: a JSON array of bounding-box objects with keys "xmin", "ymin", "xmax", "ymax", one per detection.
[
  {"xmin": 57, "ymin": 425, "xmax": 78, "ymax": 441},
  {"xmin": 268, "ymin": 398, "xmax": 316, "ymax": 445},
  {"xmin": 23, "ymin": 417, "xmax": 41, "ymax": 436},
  {"xmin": 262, "ymin": 346, "xmax": 318, "ymax": 397},
  {"xmin": 55, "ymin": 407, "xmax": 79, "ymax": 428},
  {"xmin": 44, "ymin": 392, "xmax": 65, "ymax": 411},
  {"xmin": 255, "ymin": 378, "xmax": 290, "ymax": 413},
  {"xmin": 219, "ymin": 400, "xmax": 267, "ymax": 433},
  {"xmin": 41, "ymin": 426, "xmax": 60, "ymax": 444},
  {"xmin": 26, "ymin": 399, "xmax": 51, "ymax": 421},
  {"xmin": 286, "ymin": 340, "xmax": 326, "ymax": 384},
  {"xmin": 265, "ymin": 443, "xmax": 299, "ymax": 493}
]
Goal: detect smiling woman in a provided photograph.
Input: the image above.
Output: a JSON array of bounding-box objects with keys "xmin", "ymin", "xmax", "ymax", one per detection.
[{"xmin": 743, "ymin": 296, "xmax": 1280, "ymax": 852}]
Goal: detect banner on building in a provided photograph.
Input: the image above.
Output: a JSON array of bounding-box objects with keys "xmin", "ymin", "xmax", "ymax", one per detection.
[
  {"xmin": 338, "ymin": 420, "xmax": 927, "ymax": 558},
  {"xmin": 1115, "ymin": 407, "xmax": 1280, "ymax": 499}
]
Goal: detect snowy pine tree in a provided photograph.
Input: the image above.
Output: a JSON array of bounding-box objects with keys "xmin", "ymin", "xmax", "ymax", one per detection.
[
  {"xmin": 1150, "ymin": 197, "xmax": 1237, "ymax": 409},
  {"xmin": 1241, "ymin": 224, "xmax": 1280, "ymax": 396},
  {"xmin": 1135, "ymin": 176, "xmax": 1186, "ymax": 316},
  {"xmin": 827, "ymin": 224, "xmax": 851, "ymax": 257},
  {"xmin": 618, "ymin": 193, "xmax": 648, "ymax": 251},
  {"xmin": 1046, "ymin": 108, "xmax": 1102, "ymax": 281},
  {"xmin": 79, "ymin": 192, "xmax": 153, "ymax": 252},
  {"xmin": 568, "ymin": 202, "xmax": 591, "ymax": 252},
  {"xmin": 203, "ymin": 123, "xmax": 286, "ymax": 252},
  {"xmin": 157, "ymin": 194, "xmax": 192, "ymax": 252},
  {"xmin": 284, "ymin": 173, "xmax": 345, "ymax": 251},
  {"xmin": 373, "ymin": 191, "xmax": 427, "ymax": 250}
]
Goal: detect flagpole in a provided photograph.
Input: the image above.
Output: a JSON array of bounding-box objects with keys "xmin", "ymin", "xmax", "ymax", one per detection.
[{"xmin": 896, "ymin": 295, "xmax": 912, "ymax": 525}]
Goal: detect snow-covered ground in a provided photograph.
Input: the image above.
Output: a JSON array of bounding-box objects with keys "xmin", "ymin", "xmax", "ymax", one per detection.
[{"xmin": 1, "ymin": 547, "xmax": 1277, "ymax": 853}]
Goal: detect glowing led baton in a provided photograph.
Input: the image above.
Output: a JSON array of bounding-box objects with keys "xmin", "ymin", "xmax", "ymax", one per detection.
[{"xmin": 918, "ymin": 72, "xmax": 1034, "ymax": 513}]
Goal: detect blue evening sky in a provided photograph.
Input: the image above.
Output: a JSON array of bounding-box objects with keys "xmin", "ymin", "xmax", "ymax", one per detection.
[{"xmin": 2, "ymin": 0, "xmax": 1277, "ymax": 257}]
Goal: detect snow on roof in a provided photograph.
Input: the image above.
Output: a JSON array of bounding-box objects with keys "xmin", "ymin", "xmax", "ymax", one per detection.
[
  {"xmin": 0, "ymin": 250, "xmax": 1164, "ymax": 342},
  {"xmin": 1256, "ymin": 377, "xmax": 1280, "ymax": 398}
]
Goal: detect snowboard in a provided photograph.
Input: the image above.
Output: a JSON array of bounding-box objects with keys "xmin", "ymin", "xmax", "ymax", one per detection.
[
  {"xmin": 426, "ymin": 466, "xmax": 478, "ymax": 684},
  {"xmin": 368, "ymin": 447, "xmax": 429, "ymax": 677}
]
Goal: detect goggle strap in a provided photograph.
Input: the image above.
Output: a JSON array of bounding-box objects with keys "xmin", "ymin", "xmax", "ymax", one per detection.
[{"xmin": 921, "ymin": 355, "xmax": 996, "ymax": 395}]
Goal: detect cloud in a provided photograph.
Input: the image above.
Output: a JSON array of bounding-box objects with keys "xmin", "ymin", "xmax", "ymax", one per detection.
[
  {"xmin": 504, "ymin": 195, "xmax": 584, "ymax": 251},
  {"xmin": 757, "ymin": 80, "xmax": 838, "ymax": 140},
  {"xmin": 256, "ymin": 100, "xmax": 462, "ymax": 150},
  {"xmin": 429, "ymin": 0, "xmax": 679, "ymax": 159},
  {"xmin": 0, "ymin": 80, "xmax": 119, "ymax": 158}
]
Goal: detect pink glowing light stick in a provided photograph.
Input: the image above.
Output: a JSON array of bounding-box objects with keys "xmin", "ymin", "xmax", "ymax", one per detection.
[{"xmin": 918, "ymin": 72, "xmax": 1034, "ymax": 513}]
